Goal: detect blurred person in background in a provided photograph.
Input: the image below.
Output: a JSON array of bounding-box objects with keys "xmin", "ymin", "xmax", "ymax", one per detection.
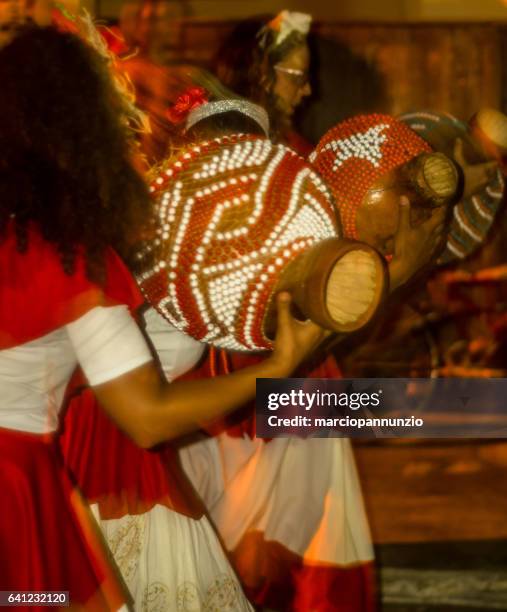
[
  {"xmin": 215, "ymin": 10, "xmax": 313, "ymax": 156},
  {"xmin": 118, "ymin": 0, "xmax": 229, "ymax": 164},
  {"xmin": 0, "ymin": 0, "xmax": 23, "ymax": 47}
]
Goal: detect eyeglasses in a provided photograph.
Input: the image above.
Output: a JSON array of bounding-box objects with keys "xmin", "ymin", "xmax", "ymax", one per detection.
[{"xmin": 274, "ymin": 65, "xmax": 309, "ymax": 88}]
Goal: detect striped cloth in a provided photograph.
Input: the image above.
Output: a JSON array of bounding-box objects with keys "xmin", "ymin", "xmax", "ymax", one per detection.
[{"xmin": 400, "ymin": 110, "xmax": 505, "ymax": 264}]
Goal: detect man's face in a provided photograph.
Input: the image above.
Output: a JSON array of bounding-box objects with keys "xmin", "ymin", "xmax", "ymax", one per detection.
[{"xmin": 0, "ymin": 0, "xmax": 23, "ymax": 48}]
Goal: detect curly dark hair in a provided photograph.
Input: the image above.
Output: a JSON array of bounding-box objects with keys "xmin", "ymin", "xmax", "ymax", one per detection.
[
  {"xmin": 0, "ymin": 26, "xmax": 153, "ymax": 281},
  {"xmin": 214, "ymin": 17, "xmax": 307, "ymax": 141}
]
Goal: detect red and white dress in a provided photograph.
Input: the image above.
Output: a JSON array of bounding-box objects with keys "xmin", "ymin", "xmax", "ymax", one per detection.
[
  {"xmin": 0, "ymin": 223, "xmax": 149, "ymax": 610},
  {"xmin": 163, "ymin": 128, "xmax": 377, "ymax": 611},
  {"xmin": 178, "ymin": 351, "xmax": 376, "ymax": 612},
  {"xmin": 60, "ymin": 312, "xmax": 254, "ymax": 610},
  {"xmin": 0, "ymin": 222, "xmax": 253, "ymax": 611}
]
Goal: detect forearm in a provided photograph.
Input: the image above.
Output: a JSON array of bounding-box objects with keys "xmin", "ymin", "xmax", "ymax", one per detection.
[
  {"xmin": 94, "ymin": 356, "xmax": 288, "ymax": 448},
  {"xmin": 388, "ymin": 260, "xmax": 408, "ymax": 292},
  {"xmin": 152, "ymin": 355, "xmax": 286, "ymax": 443}
]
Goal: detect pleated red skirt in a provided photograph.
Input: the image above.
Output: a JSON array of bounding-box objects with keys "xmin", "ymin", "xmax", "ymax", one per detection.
[
  {"xmin": 60, "ymin": 386, "xmax": 203, "ymax": 521},
  {"xmin": 0, "ymin": 426, "xmax": 127, "ymax": 611}
]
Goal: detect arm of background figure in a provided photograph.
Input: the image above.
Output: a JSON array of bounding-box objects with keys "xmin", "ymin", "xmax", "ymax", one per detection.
[{"xmin": 389, "ymin": 196, "xmax": 446, "ymax": 291}]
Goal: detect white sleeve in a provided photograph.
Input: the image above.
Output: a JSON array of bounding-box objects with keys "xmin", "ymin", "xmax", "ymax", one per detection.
[
  {"xmin": 66, "ymin": 305, "xmax": 153, "ymax": 386},
  {"xmin": 143, "ymin": 307, "xmax": 205, "ymax": 382}
]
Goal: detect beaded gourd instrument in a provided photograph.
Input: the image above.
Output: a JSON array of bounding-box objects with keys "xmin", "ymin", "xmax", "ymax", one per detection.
[
  {"xmin": 310, "ymin": 114, "xmax": 458, "ymax": 240},
  {"xmin": 136, "ymin": 134, "xmax": 387, "ymax": 351}
]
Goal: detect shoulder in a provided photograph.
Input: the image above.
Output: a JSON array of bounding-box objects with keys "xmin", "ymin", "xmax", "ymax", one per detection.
[{"xmin": 0, "ymin": 224, "xmax": 143, "ymax": 347}]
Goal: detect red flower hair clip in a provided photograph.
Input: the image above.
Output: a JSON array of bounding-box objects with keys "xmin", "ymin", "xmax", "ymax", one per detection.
[{"xmin": 166, "ymin": 87, "xmax": 209, "ymax": 124}]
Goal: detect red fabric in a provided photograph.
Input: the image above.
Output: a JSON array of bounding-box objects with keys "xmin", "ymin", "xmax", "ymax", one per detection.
[
  {"xmin": 230, "ymin": 531, "xmax": 377, "ymax": 612},
  {"xmin": 292, "ymin": 562, "xmax": 377, "ymax": 612},
  {"xmin": 97, "ymin": 25, "xmax": 129, "ymax": 57},
  {"xmin": 60, "ymin": 388, "xmax": 204, "ymax": 520},
  {"xmin": 0, "ymin": 427, "xmax": 127, "ymax": 610},
  {"xmin": 283, "ymin": 130, "xmax": 314, "ymax": 158},
  {"xmin": 0, "ymin": 222, "xmax": 143, "ymax": 350}
]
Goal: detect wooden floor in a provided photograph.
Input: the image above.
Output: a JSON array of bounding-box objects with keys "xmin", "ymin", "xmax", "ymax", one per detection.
[
  {"xmin": 351, "ymin": 441, "xmax": 507, "ymax": 610},
  {"xmin": 353, "ymin": 439, "xmax": 507, "ymax": 544}
]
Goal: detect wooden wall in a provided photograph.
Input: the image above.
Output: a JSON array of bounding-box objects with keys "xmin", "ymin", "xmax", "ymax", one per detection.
[
  {"xmin": 171, "ymin": 20, "xmax": 506, "ymax": 142},
  {"xmin": 312, "ymin": 23, "xmax": 502, "ymax": 117},
  {"xmin": 96, "ymin": 0, "xmax": 507, "ymax": 22},
  {"xmin": 90, "ymin": 0, "xmax": 507, "ymax": 143},
  {"xmin": 302, "ymin": 23, "xmax": 504, "ymax": 140}
]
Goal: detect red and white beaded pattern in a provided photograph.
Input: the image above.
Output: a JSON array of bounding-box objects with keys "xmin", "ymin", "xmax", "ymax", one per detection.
[
  {"xmin": 137, "ymin": 135, "xmax": 339, "ymax": 351},
  {"xmin": 309, "ymin": 114, "xmax": 432, "ymax": 238}
]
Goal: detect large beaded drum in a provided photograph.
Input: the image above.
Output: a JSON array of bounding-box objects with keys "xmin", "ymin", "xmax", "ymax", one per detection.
[{"xmin": 136, "ymin": 135, "xmax": 387, "ymax": 351}]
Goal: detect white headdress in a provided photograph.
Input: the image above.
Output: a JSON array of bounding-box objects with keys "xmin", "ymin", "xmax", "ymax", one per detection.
[{"xmin": 258, "ymin": 10, "xmax": 312, "ymax": 50}]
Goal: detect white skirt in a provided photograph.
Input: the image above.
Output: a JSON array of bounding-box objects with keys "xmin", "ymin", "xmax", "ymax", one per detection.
[
  {"xmin": 180, "ymin": 435, "xmax": 374, "ymax": 566},
  {"xmin": 91, "ymin": 504, "xmax": 254, "ymax": 612}
]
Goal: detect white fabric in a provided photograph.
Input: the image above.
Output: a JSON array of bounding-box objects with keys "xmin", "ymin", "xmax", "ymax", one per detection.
[
  {"xmin": 92, "ymin": 504, "xmax": 253, "ymax": 612},
  {"xmin": 180, "ymin": 435, "xmax": 374, "ymax": 566},
  {"xmin": 90, "ymin": 310, "xmax": 253, "ymax": 610},
  {"xmin": 143, "ymin": 307, "xmax": 205, "ymax": 382},
  {"xmin": 141, "ymin": 309, "xmax": 374, "ymax": 569},
  {"xmin": 67, "ymin": 305, "xmax": 152, "ymax": 386},
  {"xmin": 0, "ymin": 305, "xmax": 152, "ymax": 433}
]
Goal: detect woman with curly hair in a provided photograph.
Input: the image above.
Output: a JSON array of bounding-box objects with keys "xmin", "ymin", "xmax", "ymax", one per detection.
[
  {"xmin": 215, "ymin": 10, "xmax": 313, "ymax": 155},
  {"xmin": 0, "ymin": 25, "xmax": 324, "ymax": 609}
]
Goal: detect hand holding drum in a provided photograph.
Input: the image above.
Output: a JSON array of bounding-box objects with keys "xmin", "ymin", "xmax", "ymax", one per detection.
[
  {"xmin": 401, "ymin": 108, "xmax": 507, "ymax": 195},
  {"xmin": 310, "ymin": 114, "xmax": 458, "ymax": 283},
  {"xmin": 400, "ymin": 108, "xmax": 507, "ymax": 263}
]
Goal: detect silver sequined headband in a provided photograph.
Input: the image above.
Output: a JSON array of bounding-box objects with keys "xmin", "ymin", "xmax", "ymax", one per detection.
[{"xmin": 185, "ymin": 99, "xmax": 270, "ymax": 137}]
